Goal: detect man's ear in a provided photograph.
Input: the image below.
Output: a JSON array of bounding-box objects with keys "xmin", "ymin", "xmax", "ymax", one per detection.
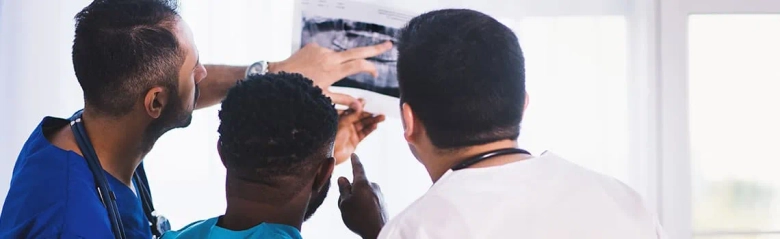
[
  {"xmin": 524, "ymin": 91, "xmax": 530, "ymax": 112},
  {"xmin": 313, "ymin": 157, "xmax": 335, "ymax": 192},
  {"xmin": 144, "ymin": 86, "xmax": 169, "ymax": 119},
  {"xmin": 401, "ymin": 103, "xmax": 418, "ymax": 143},
  {"xmin": 217, "ymin": 140, "xmax": 227, "ymax": 167}
]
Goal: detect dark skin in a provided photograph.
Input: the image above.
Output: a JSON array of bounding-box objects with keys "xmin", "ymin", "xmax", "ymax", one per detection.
[
  {"xmin": 216, "ymin": 107, "xmax": 383, "ymax": 233},
  {"xmin": 338, "ymin": 154, "xmax": 388, "ymax": 239},
  {"xmin": 217, "ymin": 145, "xmax": 336, "ymax": 231}
]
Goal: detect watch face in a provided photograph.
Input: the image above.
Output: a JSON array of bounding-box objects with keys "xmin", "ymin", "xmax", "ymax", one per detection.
[
  {"xmin": 246, "ymin": 62, "xmax": 267, "ymax": 77},
  {"xmin": 250, "ymin": 62, "xmax": 267, "ymax": 75}
]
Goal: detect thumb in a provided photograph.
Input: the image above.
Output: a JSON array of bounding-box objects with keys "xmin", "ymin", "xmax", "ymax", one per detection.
[
  {"xmin": 328, "ymin": 92, "xmax": 361, "ymax": 111},
  {"xmin": 338, "ymin": 176, "xmax": 352, "ymax": 196},
  {"xmin": 341, "ymin": 101, "xmax": 365, "ymax": 122}
]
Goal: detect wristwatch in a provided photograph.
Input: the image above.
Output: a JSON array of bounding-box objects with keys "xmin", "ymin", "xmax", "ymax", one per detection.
[{"xmin": 245, "ymin": 61, "xmax": 270, "ymax": 78}]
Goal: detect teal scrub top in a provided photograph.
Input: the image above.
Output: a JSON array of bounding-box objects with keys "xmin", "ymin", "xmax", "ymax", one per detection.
[{"xmin": 162, "ymin": 217, "xmax": 302, "ymax": 239}]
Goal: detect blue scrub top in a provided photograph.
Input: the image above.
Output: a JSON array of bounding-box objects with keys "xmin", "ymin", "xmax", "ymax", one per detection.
[{"xmin": 0, "ymin": 116, "xmax": 152, "ymax": 239}]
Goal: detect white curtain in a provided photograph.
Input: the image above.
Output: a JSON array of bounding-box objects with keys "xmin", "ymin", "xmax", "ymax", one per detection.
[{"xmin": 0, "ymin": 0, "xmax": 639, "ymax": 238}]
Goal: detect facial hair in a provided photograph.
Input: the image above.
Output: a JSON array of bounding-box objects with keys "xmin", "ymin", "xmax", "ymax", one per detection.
[
  {"xmin": 303, "ymin": 179, "xmax": 331, "ymax": 221},
  {"xmin": 142, "ymin": 87, "xmax": 196, "ymax": 153}
]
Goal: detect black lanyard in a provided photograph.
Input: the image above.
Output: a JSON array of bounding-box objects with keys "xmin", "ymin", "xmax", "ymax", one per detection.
[
  {"xmin": 69, "ymin": 111, "xmax": 168, "ymax": 239},
  {"xmin": 451, "ymin": 148, "xmax": 531, "ymax": 171}
]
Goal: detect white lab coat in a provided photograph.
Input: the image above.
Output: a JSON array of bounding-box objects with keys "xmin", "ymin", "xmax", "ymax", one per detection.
[{"xmin": 378, "ymin": 152, "xmax": 667, "ymax": 239}]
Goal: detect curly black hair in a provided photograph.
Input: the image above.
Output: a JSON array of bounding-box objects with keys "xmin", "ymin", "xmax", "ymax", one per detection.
[{"xmin": 218, "ymin": 72, "xmax": 338, "ymax": 187}]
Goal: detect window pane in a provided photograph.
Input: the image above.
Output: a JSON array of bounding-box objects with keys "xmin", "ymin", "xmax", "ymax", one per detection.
[
  {"xmin": 689, "ymin": 15, "xmax": 780, "ymax": 233},
  {"xmin": 512, "ymin": 16, "xmax": 630, "ymax": 183}
]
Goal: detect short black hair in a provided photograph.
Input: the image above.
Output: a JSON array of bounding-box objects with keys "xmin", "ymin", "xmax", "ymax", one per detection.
[
  {"xmin": 73, "ymin": 0, "xmax": 183, "ymax": 116},
  {"xmin": 397, "ymin": 9, "xmax": 525, "ymax": 149},
  {"xmin": 218, "ymin": 72, "xmax": 338, "ymax": 189}
]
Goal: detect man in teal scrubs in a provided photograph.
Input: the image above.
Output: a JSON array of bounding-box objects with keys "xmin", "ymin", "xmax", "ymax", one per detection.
[
  {"xmin": 0, "ymin": 0, "xmax": 389, "ymax": 238},
  {"xmin": 163, "ymin": 72, "xmax": 387, "ymax": 239}
]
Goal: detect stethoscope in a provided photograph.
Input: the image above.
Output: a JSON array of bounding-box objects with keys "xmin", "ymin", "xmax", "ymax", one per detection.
[
  {"xmin": 451, "ymin": 148, "xmax": 531, "ymax": 171},
  {"xmin": 69, "ymin": 111, "xmax": 170, "ymax": 239}
]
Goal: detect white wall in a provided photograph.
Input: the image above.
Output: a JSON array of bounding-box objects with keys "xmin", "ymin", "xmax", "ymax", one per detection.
[{"xmin": 0, "ymin": 0, "xmax": 90, "ymax": 207}]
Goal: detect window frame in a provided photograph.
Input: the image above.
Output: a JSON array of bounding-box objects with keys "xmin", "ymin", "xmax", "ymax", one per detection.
[{"xmin": 657, "ymin": 0, "xmax": 780, "ymax": 237}]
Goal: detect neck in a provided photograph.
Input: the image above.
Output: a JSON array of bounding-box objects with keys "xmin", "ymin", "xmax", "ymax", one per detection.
[
  {"xmin": 81, "ymin": 109, "xmax": 148, "ymax": 187},
  {"xmin": 220, "ymin": 176, "xmax": 308, "ymax": 231},
  {"xmin": 423, "ymin": 140, "xmax": 529, "ymax": 183}
]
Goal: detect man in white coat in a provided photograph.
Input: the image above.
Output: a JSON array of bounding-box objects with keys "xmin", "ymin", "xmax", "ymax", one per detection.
[{"xmin": 337, "ymin": 9, "xmax": 668, "ymax": 239}]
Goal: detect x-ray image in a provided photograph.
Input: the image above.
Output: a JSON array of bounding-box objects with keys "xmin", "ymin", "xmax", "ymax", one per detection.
[{"xmin": 301, "ymin": 15, "xmax": 400, "ymax": 97}]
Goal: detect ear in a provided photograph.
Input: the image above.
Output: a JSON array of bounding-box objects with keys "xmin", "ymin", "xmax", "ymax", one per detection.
[
  {"xmin": 401, "ymin": 103, "xmax": 417, "ymax": 143},
  {"xmin": 144, "ymin": 86, "xmax": 169, "ymax": 119},
  {"xmin": 312, "ymin": 157, "xmax": 335, "ymax": 193},
  {"xmin": 217, "ymin": 140, "xmax": 227, "ymax": 167},
  {"xmin": 523, "ymin": 91, "xmax": 531, "ymax": 115},
  {"xmin": 524, "ymin": 91, "xmax": 530, "ymax": 112}
]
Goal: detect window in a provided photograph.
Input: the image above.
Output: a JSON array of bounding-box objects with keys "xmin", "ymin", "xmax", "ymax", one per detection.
[
  {"xmin": 142, "ymin": 1, "xmax": 632, "ymax": 237},
  {"xmin": 512, "ymin": 16, "xmax": 630, "ymax": 183},
  {"xmin": 689, "ymin": 14, "xmax": 780, "ymax": 238}
]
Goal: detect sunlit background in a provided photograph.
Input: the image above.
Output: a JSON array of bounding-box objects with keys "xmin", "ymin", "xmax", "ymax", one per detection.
[{"xmin": 1, "ymin": 0, "xmax": 779, "ymax": 238}]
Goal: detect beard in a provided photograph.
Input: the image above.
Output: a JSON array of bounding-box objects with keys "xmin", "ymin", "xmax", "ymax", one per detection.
[
  {"xmin": 142, "ymin": 87, "xmax": 197, "ymax": 152},
  {"xmin": 303, "ymin": 179, "xmax": 331, "ymax": 221}
]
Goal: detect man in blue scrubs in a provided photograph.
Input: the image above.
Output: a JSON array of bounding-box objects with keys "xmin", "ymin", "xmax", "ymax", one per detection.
[
  {"xmin": 0, "ymin": 0, "xmax": 389, "ymax": 238},
  {"xmin": 163, "ymin": 72, "xmax": 387, "ymax": 239}
]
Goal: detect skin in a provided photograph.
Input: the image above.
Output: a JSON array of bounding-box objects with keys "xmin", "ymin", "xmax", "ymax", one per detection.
[
  {"xmin": 49, "ymin": 15, "xmax": 390, "ymax": 189},
  {"xmin": 338, "ymin": 154, "xmax": 387, "ymax": 239},
  {"xmin": 400, "ymin": 93, "xmax": 532, "ymax": 183},
  {"xmin": 216, "ymin": 105, "xmax": 382, "ymax": 232},
  {"xmin": 50, "ymin": 18, "xmax": 206, "ymax": 186},
  {"xmin": 197, "ymin": 41, "xmax": 395, "ymax": 111},
  {"xmin": 334, "ymin": 99, "xmax": 386, "ymax": 164},
  {"xmin": 217, "ymin": 141, "xmax": 336, "ymax": 232},
  {"xmin": 334, "ymin": 94, "xmax": 533, "ymax": 239}
]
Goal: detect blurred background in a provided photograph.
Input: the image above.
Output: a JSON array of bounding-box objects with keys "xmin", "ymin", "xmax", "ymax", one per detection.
[{"xmin": 1, "ymin": 0, "xmax": 779, "ymax": 238}]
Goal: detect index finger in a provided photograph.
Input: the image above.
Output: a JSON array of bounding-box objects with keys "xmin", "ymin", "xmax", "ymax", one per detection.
[
  {"xmin": 337, "ymin": 41, "xmax": 393, "ymax": 62},
  {"xmin": 350, "ymin": 154, "xmax": 368, "ymax": 182}
]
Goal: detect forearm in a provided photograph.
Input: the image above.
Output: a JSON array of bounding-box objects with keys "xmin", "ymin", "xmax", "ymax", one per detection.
[{"xmin": 196, "ymin": 65, "xmax": 246, "ymax": 109}]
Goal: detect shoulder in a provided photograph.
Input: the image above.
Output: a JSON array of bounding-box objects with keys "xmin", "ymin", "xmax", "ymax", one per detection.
[
  {"xmin": 378, "ymin": 191, "xmax": 465, "ymax": 239},
  {"xmin": 0, "ymin": 178, "xmax": 110, "ymax": 239},
  {"xmin": 1, "ymin": 130, "xmax": 111, "ymax": 238},
  {"xmin": 548, "ymin": 153, "xmax": 662, "ymax": 231},
  {"xmin": 552, "ymin": 153, "xmax": 649, "ymax": 209},
  {"xmin": 162, "ymin": 217, "xmax": 219, "ymax": 239}
]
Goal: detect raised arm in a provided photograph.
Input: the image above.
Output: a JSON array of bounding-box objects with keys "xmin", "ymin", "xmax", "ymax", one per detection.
[
  {"xmin": 196, "ymin": 65, "xmax": 245, "ymax": 109},
  {"xmin": 196, "ymin": 42, "xmax": 393, "ymax": 110}
]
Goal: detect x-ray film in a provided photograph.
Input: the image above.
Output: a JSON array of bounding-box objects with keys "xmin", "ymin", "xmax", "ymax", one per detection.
[{"xmin": 293, "ymin": 0, "xmax": 415, "ymax": 118}]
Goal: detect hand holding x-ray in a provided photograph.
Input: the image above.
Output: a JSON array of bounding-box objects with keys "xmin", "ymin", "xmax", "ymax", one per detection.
[
  {"xmin": 270, "ymin": 41, "xmax": 393, "ymax": 110},
  {"xmin": 294, "ymin": 0, "xmax": 414, "ymax": 118}
]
